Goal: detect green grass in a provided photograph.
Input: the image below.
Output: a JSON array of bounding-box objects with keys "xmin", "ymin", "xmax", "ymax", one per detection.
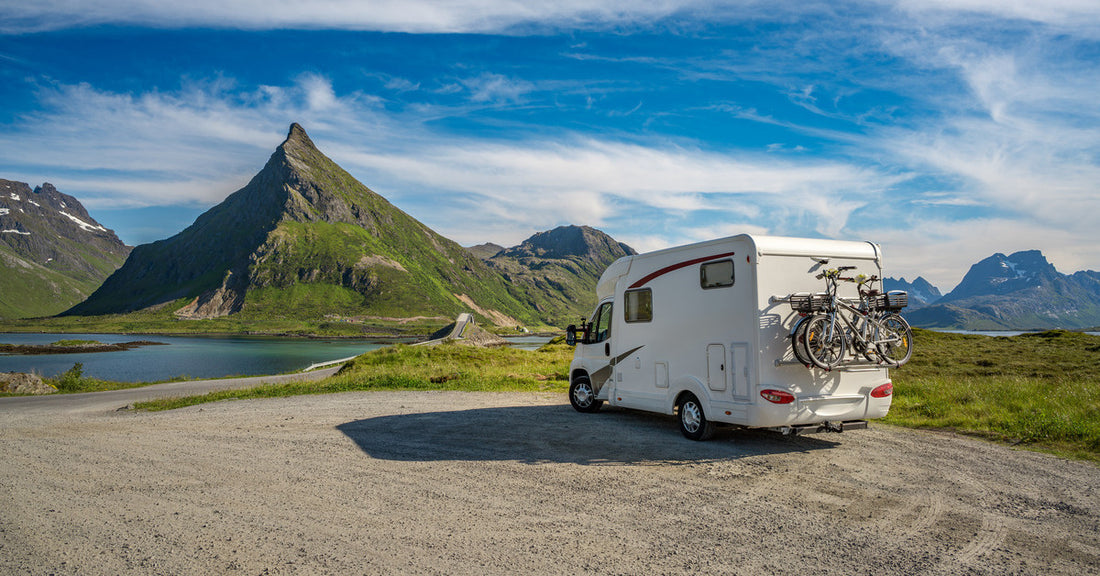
[
  {"xmin": 886, "ymin": 329, "xmax": 1100, "ymax": 462},
  {"xmin": 134, "ymin": 341, "xmax": 573, "ymax": 411},
  {"xmin": 51, "ymin": 339, "xmax": 101, "ymax": 347},
  {"xmin": 46, "ymin": 363, "xmax": 155, "ymax": 394}
]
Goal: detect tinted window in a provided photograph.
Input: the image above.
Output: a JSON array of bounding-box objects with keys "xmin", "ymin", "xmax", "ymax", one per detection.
[
  {"xmin": 700, "ymin": 259, "xmax": 735, "ymax": 289},
  {"xmin": 624, "ymin": 288, "xmax": 652, "ymax": 323}
]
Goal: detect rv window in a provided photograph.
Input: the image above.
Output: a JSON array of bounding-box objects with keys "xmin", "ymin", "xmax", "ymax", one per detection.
[
  {"xmin": 700, "ymin": 259, "xmax": 735, "ymax": 289},
  {"xmin": 624, "ymin": 289, "xmax": 652, "ymax": 323},
  {"xmin": 591, "ymin": 302, "xmax": 613, "ymax": 343}
]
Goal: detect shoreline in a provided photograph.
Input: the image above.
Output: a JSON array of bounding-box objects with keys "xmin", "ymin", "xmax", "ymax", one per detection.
[{"xmin": 0, "ymin": 341, "xmax": 168, "ymax": 356}]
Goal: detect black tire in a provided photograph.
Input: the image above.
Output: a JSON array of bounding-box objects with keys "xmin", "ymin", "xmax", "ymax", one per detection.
[
  {"xmin": 877, "ymin": 314, "xmax": 914, "ymax": 367},
  {"xmin": 803, "ymin": 314, "xmax": 847, "ymax": 370},
  {"xmin": 791, "ymin": 316, "xmax": 814, "ymax": 366},
  {"xmin": 569, "ymin": 376, "xmax": 603, "ymax": 413},
  {"xmin": 677, "ymin": 392, "xmax": 715, "ymax": 441}
]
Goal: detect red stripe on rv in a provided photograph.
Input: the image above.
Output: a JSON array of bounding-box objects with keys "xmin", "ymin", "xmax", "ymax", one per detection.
[{"xmin": 627, "ymin": 251, "xmax": 736, "ymax": 289}]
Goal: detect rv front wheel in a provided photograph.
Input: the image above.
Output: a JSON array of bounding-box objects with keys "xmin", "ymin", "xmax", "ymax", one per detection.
[
  {"xmin": 677, "ymin": 393, "xmax": 715, "ymax": 441},
  {"xmin": 569, "ymin": 377, "xmax": 603, "ymax": 413}
]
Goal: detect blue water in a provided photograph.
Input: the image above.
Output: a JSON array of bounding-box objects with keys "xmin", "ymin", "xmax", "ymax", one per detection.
[
  {"xmin": 937, "ymin": 330, "xmax": 1100, "ymax": 337},
  {"xmin": 0, "ymin": 333, "xmax": 408, "ymax": 382},
  {"xmin": 0, "ymin": 333, "xmax": 555, "ymax": 383}
]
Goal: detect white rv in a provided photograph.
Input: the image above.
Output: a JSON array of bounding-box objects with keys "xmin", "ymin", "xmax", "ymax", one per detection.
[{"xmin": 566, "ymin": 234, "xmax": 894, "ymax": 440}]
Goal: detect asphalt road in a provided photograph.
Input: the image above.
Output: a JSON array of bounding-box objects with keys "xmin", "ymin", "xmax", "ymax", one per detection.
[{"xmin": 0, "ymin": 366, "xmax": 340, "ymax": 415}]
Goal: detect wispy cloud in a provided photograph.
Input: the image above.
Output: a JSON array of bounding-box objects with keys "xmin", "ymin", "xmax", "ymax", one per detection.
[
  {"xmin": 3, "ymin": 1, "xmax": 1100, "ymax": 291},
  {"xmin": 0, "ymin": 74, "xmax": 900, "ymax": 251},
  {"xmin": 0, "ymin": 0, "xmax": 711, "ymax": 34}
]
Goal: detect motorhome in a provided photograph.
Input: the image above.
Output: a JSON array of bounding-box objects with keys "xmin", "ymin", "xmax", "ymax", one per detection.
[{"xmin": 566, "ymin": 234, "xmax": 895, "ymax": 440}]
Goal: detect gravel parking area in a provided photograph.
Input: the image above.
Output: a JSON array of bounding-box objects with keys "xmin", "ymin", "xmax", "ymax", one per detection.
[{"xmin": 1, "ymin": 390, "xmax": 1097, "ymax": 575}]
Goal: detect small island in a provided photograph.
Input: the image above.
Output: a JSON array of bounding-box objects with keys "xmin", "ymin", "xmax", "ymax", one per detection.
[{"xmin": 0, "ymin": 339, "xmax": 168, "ymax": 355}]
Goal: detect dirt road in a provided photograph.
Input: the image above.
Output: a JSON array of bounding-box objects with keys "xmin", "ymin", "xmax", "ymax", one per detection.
[{"xmin": 1, "ymin": 390, "xmax": 1097, "ymax": 575}]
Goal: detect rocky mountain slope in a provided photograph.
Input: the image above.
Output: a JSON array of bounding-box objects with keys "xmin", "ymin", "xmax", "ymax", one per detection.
[
  {"xmin": 66, "ymin": 124, "xmax": 541, "ymax": 326},
  {"xmin": 476, "ymin": 225, "xmax": 635, "ymax": 326},
  {"xmin": 905, "ymin": 251, "xmax": 1100, "ymax": 330},
  {"xmin": 0, "ymin": 180, "xmax": 130, "ymax": 319}
]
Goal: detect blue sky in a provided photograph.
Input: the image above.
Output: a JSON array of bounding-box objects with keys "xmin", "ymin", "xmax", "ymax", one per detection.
[{"xmin": 2, "ymin": 1, "xmax": 1099, "ymax": 292}]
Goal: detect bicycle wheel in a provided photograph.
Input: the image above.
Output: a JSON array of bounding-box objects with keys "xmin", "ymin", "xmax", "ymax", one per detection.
[
  {"xmin": 876, "ymin": 314, "xmax": 913, "ymax": 367},
  {"xmin": 803, "ymin": 315, "xmax": 847, "ymax": 370},
  {"xmin": 790, "ymin": 316, "xmax": 814, "ymax": 366}
]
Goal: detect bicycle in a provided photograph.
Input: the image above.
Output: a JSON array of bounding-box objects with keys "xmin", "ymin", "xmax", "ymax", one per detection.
[{"xmin": 792, "ymin": 266, "xmax": 913, "ymax": 370}]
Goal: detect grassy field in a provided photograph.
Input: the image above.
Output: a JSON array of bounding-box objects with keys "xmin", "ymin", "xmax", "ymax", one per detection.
[
  {"xmin": 20, "ymin": 329, "xmax": 1100, "ymax": 463},
  {"xmin": 133, "ymin": 341, "xmax": 574, "ymax": 411},
  {"xmin": 885, "ymin": 329, "xmax": 1100, "ymax": 462}
]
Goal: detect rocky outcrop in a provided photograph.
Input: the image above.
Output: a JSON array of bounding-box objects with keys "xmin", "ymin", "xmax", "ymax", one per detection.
[{"xmin": 0, "ymin": 372, "xmax": 56, "ymax": 395}]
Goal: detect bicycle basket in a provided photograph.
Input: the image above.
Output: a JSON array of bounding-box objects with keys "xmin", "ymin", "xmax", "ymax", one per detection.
[
  {"xmin": 788, "ymin": 292, "xmax": 828, "ymax": 313},
  {"xmin": 884, "ymin": 290, "xmax": 908, "ymax": 311}
]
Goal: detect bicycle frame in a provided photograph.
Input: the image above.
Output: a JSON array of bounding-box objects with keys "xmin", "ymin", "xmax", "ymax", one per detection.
[{"xmin": 803, "ymin": 269, "xmax": 909, "ymax": 369}]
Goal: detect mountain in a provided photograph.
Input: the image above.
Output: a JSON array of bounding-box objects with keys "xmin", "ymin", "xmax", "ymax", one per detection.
[
  {"xmin": 478, "ymin": 225, "xmax": 635, "ymax": 325},
  {"xmin": 906, "ymin": 251, "xmax": 1100, "ymax": 330},
  {"xmin": 66, "ymin": 124, "xmax": 543, "ymax": 327},
  {"xmin": 0, "ymin": 180, "xmax": 130, "ymax": 319},
  {"xmin": 883, "ymin": 276, "xmax": 942, "ymax": 310},
  {"xmin": 466, "ymin": 243, "xmax": 504, "ymax": 260}
]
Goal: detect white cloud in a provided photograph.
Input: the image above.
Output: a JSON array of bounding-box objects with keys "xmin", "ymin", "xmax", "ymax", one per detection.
[
  {"xmin": 0, "ymin": 0, "xmax": 711, "ymax": 34},
  {"xmin": 0, "ymin": 75, "xmax": 902, "ymax": 253}
]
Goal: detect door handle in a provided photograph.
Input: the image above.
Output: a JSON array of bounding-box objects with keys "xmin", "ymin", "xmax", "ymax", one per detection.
[{"xmin": 605, "ymin": 343, "xmax": 610, "ymax": 356}]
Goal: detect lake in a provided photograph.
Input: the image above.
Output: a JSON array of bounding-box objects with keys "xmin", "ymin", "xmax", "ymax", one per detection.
[
  {"xmin": 0, "ymin": 333, "xmax": 410, "ymax": 382},
  {"xmin": 0, "ymin": 333, "xmax": 555, "ymax": 383}
]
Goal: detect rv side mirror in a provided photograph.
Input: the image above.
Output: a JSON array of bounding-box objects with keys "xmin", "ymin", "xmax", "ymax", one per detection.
[{"xmin": 566, "ymin": 325, "xmax": 577, "ymax": 346}]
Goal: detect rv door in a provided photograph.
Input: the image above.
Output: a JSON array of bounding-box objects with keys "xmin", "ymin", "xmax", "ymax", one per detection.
[{"xmin": 579, "ymin": 299, "xmax": 615, "ymax": 395}]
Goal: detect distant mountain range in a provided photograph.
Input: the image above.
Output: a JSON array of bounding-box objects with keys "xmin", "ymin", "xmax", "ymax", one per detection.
[
  {"xmin": 63, "ymin": 124, "xmax": 627, "ymax": 328},
  {"xmin": 883, "ymin": 277, "xmax": 942, "ymax": 310},
  {"xmin": 0, "ymin": 180, "xmax": 130, "ymax": 319},
  {"xmin": 890, "ymin": 251, "xmax": 1100, "ymax": 330},
  {"xmin": 4, "ymin": 124, "xmax": 1098, "ymax": 332}
]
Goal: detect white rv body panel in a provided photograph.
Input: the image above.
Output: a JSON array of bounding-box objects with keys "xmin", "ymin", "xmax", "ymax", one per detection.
[{"xmin": 569, "ymin": 234, "xmax": 892, "ymax": 431}]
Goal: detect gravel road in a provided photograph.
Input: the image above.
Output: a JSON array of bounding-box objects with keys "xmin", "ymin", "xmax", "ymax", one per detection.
[{"xmin": 1, "ymin": 389, "xmax": 1097, "ymax": 575}]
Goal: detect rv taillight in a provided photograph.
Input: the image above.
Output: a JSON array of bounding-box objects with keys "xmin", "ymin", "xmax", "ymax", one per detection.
[
  {"xmin": 871, "ymin": 382, "xmax": 893, "ymax": 398},
  {"xmin": 760, "ymin": 389, "xmax": 795, "ymax": 404}
]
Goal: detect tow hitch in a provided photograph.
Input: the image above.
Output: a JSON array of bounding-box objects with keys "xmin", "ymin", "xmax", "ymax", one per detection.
[{"xmin": 775, "ymin": 420, "xmax": 868, "ymax": 436}]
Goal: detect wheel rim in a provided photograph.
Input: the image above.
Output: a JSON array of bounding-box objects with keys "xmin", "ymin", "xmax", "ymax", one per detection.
[
  {"xmin": 573, "ymin": 381, "xmax": 594, "ymax": 407},
  {"xmin": 681, "ymin": 400, "xmax": 702, "ymax": 433}
]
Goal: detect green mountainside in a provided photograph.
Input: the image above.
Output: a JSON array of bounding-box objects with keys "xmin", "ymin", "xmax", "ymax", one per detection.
[
  {"xmin": 478, "ymin": 225, "xmax": 635, "ymax": 326},
  {"xmin": 0, "ymin": 180, "xmax": 131, "ymax": 319},
  {"xmin": 65, "ymin": 124, "xmax": 567, "ymax": 329}
]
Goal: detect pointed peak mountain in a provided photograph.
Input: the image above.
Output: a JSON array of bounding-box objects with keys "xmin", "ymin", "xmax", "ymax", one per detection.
[
  {"xmin": 278, "ymin": 122, "xmax": 320, "ymax": 161},
  {"xmin": 66, "ymin": 124, "xmax": 537, "ymax": 327}
]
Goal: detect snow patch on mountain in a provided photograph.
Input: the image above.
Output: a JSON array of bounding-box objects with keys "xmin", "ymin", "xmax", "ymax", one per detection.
[{"xmin": 59, "ymin": 211, "xmax": 107, "ymax": 233}]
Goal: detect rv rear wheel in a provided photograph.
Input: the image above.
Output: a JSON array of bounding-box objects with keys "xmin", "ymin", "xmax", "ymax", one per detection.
[
  {"xmin": 569, "ymin": 377, "xmax": 603, "ymax": 413},
  {"xmin": 677, "ymin": 393, "xmax": 715, "ymax": 441}
]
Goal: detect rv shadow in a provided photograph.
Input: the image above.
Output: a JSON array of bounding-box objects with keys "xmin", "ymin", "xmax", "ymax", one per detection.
[{"xmin": 336, "ymin": 405, "xmax": 839, "ymax": 465}]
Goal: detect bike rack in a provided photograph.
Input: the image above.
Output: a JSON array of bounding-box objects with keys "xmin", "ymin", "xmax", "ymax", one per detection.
[{"xmin": 774, "ymin": 358, "xmax": 887, "ymax": 371}]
